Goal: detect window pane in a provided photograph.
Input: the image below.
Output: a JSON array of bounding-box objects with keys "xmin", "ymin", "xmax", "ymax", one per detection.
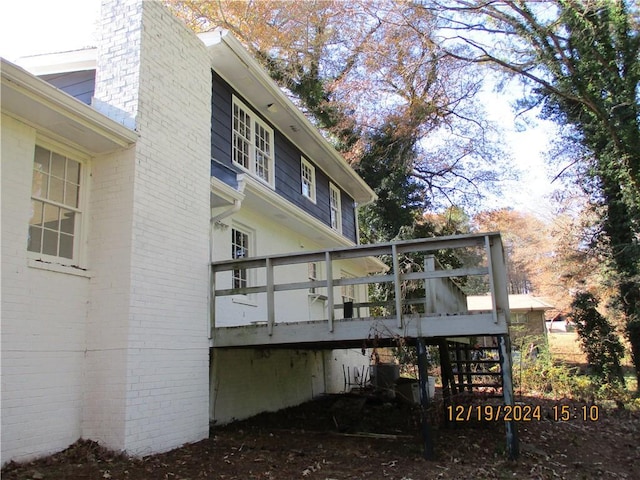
[
  {"xmin": 34, "ymin": 146, "xmax": 50, "ymax": 174},
  {"xmin": 28, "ymin": 226, "xmax": 42, "ymax": 253},
  {"xmin": 42, "ymin": 229, "xmax": 59, "ymax": 256},
  {"xmin": 43, "ymin": 204, "xmax": 60, "ymax": 230},
  {"xmin": 67, "ymin": 159, "xmax": 81, "ymax": 184},
  {"xmin": 32, "ymin": 170, "xmax": 48, "ymax": 198},
  {"xmin": 49, "ymin": 177, "xmax": 64, "ymax": 204},
  {"xmin": 50, "ymin": 152, "xmax": 66, "ymax": 178},
  {"xmin": 59, "ymin": 233, "xmax": 74, "ymax": 259},
  {"xmin": 30, "ymin": 200, "xmax": 44, "ymax": 226},
  {"xmin": 60, "ymin": 209, "xmax": 75, "ymax": 234},
  {"xmin": 65, "ymin": 182, "xmax": 79, "ymax": 208}
]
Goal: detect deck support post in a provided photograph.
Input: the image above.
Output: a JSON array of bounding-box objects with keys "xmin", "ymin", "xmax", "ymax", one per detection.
[
  {"xmin": 498, "ymin": 334, "xmax": 519, "ymax": 460},
  {"xmin": 416, "ymin": 337, "xmax": 435, "ymax": 460}
]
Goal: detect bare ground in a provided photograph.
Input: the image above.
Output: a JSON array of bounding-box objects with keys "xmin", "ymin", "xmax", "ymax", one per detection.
[
  {"xmin": 2, "ymin": 391, "xmax": 639, "ymax": 480},
  {"xmin": 4, "ymin": 333, "xmax": 638, "ymax": 480}
]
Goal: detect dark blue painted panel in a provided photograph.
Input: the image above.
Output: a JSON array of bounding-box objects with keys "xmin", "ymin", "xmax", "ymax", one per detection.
[
  {"xmin": 210, "ymin": 70, "xmax": 358, "ymax": 242},
  {"xmin": 39, "ymin": 70, "xmax": 96, "ymax": 105}
]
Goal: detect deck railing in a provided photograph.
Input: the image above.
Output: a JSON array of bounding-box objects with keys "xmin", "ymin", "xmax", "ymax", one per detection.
[{"xmin": 210, "ymin": 232, "xmax": 510, "ymax": 338}]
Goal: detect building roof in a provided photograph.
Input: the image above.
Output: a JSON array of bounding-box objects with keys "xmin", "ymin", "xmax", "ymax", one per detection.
[
  {"xmin": 467, "ymin": 294, "xmax": 554, "ymax": 312},
  {"xmin": 13, "ymin": 29, "xmax": 377, "ymax": 206},
  {"xmin": 1, "ymin": 58, "xmax": 137, "ymax": 154}
]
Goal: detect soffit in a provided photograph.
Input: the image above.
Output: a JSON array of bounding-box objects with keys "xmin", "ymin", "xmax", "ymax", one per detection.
[{"xmin": 1, "ymin": 59, "xmax": 137, "ymax": 155}]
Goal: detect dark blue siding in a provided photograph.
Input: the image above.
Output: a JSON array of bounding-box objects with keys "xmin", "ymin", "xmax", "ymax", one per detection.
[
  {"xmin": 211, "ymin": 70, "xmax": 358, "ymax": 242},
  {"xmin": 39, "ymin": 70, "xmax": 96, "ymax": 105}
]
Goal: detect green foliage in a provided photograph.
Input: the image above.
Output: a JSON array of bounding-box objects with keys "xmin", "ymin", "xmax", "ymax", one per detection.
[
  {"xmin": 570, "ymin": 292, "xmax": 626, "ymax": 387},
  {"xmin": 513, "ymin": 343, "xmax": 592, "ymax": 398},
  {"xmin": 435, "ymin": 0, "xmax": 640, "ymax": 391}
]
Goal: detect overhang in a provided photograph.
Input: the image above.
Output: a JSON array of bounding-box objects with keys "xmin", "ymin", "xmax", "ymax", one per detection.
[{"xmin": 1, "ymin": 59, "xmax": 137, "ymax": 155}]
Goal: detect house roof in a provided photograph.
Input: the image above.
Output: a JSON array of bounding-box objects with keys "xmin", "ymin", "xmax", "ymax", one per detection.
[
  {"xmin": 1, "ymin": 58, "xmax": 137, "ymax": 154},
  {"xmin": 467, "ymin": 294, "xmax": 554, "ymax": 312},
  {"xmin": 13, "ymin": 29, "xmax": 377, "ymax": 206}
]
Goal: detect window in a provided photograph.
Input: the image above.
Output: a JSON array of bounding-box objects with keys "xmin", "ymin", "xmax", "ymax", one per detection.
[
  {"xmin": 512, "ymin": 313, "xmax": 528, "ymax": 324},
  {"xmin": 308, "ymin": 262, "xmax": 318, "ymax": 294},
  {"xmin": 28, "ymin": 145, "xmax": 82, "ymax": 262},
  {"xmin": 329, "ymin": 183, "xmax": 342, "ymax": 232},
  {"xmin": 341, "ymin": 272, "xmax": 355, "ymax": 302},
  {"xmin": 232, "ymin": 96, "xmax": 274, "ymax": 186},
  {"xmin": 232, "ymin": 228, "xmax": 250, "ymax": 289},
  {"xmin": 301, "ymin": 158, "xmax": 316, "ymax": 202}
]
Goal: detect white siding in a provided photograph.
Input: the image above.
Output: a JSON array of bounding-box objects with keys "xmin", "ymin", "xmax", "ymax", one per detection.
[
  {"xmin": 90, "ymin": 0, "xmax": 211, "ymax": 455},
  {"xmin": 1, "ymin": 116, "xmax": 90, "ymax": 464}
]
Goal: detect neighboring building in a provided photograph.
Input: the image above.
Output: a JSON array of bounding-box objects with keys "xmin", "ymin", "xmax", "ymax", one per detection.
[{"xmin": 467, "ymin": 294, "xmax": 553, "ymax": 344}]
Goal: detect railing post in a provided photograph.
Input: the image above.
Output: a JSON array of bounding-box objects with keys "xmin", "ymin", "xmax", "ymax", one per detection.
[
  {"xmin": 424, "ymin": 255, "xmax": 436, "ymax": 315},
  {"xmin": 210, "ymin": 265, "xmax": 216, "ymax": 340},
  {"xmin": 487, "ymin": 234, "xmax": 510, "ymax": 326},
  {"xmin": 484, "ymin": 235, "xmax": 499, "ymax": 324},
  {"xmin": 392, "ymin": 244, "xmax": 403, "ymax": 328},
  {"xmin": 325, "ymin": 251, "xmax": 334, "ymax": 332},
  {"xmin": 266, "ymin": 258, "xmax": 275, "ymax": 336}
]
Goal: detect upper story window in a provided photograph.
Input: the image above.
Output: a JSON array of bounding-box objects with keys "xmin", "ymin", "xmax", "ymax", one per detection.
[
  {"xmin": 28, "ymin": 145, "xmax": 83, "ymax": 263},
  {"xmin": 301, "ymin": 157, "xmax": 316, "ymax": 202},
  {"xmin": 329, "ymin": 182, "xmax": 342, "ymax": 233},
  {"xmin": 232, "ymin": 96, "xmax": 274, "ymax": 186}
]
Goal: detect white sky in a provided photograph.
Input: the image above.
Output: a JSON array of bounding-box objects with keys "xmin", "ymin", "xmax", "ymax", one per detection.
[
  {"xmin": 0, "ymin": 0, "xmax": 101, "ymax": 61},
  {"xmin": 0, "ymin": 0, "xmax": 559, "ymax": 219}
]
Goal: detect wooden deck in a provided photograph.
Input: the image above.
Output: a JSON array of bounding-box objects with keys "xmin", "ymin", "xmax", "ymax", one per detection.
[
  {"xmin": 210, "ymin": 232, "xmax": 511, "ymax": 349},
  {"xmin": 213, "ymin": 312, "xmax": 509, "ymax": 348}
]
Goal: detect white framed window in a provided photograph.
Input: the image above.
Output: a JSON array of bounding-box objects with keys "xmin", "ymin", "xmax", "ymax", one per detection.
[
  {"xmin": 301, "ymin": 157, "xmax": 316, "ymax": 202},
  {"xmin": 231, "ymin": 227, "xmax": 250, "ymax": 289},
  {"xmin": 341, "ymin": 271, "xmax": 356, "ymax": 302},
  {"xmin": 329, "ymin": 182, "xmax": 342, "ymax": 232},
  {"xmin": 232, "ymin": 96, "xmax": 274, "ymax": 186},
  {"xmin": 28, "ymin": 144, "xmax": 84, "ymax": 264},
  {"xmin": 308, "ymin": 262, "xmax": 318, "ymax": 294}
]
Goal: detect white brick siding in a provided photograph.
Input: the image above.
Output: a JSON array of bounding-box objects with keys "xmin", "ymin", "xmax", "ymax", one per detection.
[
  {"xmin": 89, "ymin": 0, "xmax": 211, "ymax": 455},
  {"xmin": 1, "ymin": 116, "xmax": 90, "ymax": 463},
  {"xmin": 2, "ymin": 0, "xmax": 211, "ymax": 464}
]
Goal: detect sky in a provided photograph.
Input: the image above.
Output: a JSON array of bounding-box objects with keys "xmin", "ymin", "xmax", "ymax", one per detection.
[{"xmin": 0, "ymin": 0, "xmax": 560, "ymax": 220}]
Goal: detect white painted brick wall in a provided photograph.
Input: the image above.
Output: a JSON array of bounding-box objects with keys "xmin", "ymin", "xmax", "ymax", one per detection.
[
  {"xmin": 211, "ymin": 349, "xmax": 325, "ymax": 424},
  {"xmin": 1, "ymin": 116, "xmax": 89, "ymax": 465},
  {"xmin": 90, "ymin": 0, "xmax": 211, "ymax": 455}
]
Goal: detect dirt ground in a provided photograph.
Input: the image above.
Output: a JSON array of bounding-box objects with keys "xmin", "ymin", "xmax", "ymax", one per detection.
[{"xmin": 3, "ymin": 391, "xmax": 639, "ymax": 480}]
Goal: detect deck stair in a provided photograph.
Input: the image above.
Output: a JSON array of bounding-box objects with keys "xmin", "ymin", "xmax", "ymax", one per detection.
[{"xmin": 450, "ymin": 343, "xmax": 503, "ymax": 395}]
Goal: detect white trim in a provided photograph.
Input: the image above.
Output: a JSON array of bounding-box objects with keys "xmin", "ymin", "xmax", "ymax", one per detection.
[
  {"xmin": 27, "ymin": 141, "xmax": 90, "ymax": 269},
  {"xmin": 231, "ymin": 222, "xmax": 257, "ymax": 305},
  {"xmin": 301, "ymin": 157, "xmax": 316, "ymax": 203},
  {"xmin": 1, "ymin": 59, "xmax": 137, "ymax": 152},
  {"xmin": 232, "ymin": 95, "xmax": 275, "ymax": 188},
  {"xmin": 27, "ymin": 258, "xmax": 91, "ymax": 278},
  {"xmin": 329, "ymin": 182, "xmax": 342, "ymax": 234}
]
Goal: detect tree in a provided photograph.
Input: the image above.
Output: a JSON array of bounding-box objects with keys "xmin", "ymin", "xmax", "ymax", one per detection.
[
  {"xmin": 169, "ymin": 0, "xmax": 509, "ymax": 241},
  {"xmin": 431, "ymin": 0, "xmax": 640, "ymax": 390},
  {"xmin": 571, "ymin": 292, "xmax": 625, "ymax": 387},
  {"xmin": 472, "ymin": 208, "xmax": 552, "ymax": 295}
]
